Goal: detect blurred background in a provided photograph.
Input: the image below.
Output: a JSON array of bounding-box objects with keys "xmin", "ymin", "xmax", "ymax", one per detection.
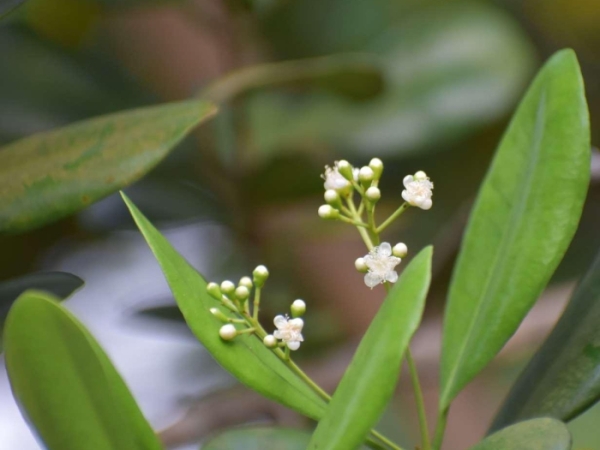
[{"xmin": 1, "ymin": 0, "xmax": 600, "ymax": 448}]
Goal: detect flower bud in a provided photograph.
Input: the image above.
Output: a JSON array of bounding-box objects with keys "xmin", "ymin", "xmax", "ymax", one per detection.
[
  {"xmin": 263, "ymin": 334, "xmax": 277, "ymax": 348},
  {"xmin": 210, "ymin": 307, "xmax": 230, "ymax": 322},
  {"xmin": 207, "ymin": 282, "xmax": 222, "ymax": 300},
  {"xmin": 291, "ymin": 299, "xmax": 306, "ymax": 317},
  {"xmin": 359, "ymin": 166, "xmax": 374, "ymax": 184},
  {"xmin": 253, "ymin": 265, "xmax": 269, "ymax": 287},
  {"xmin": 337, "ymin": 160, "xmax": 354, "ymax": 181},
  {"xmin": 365, "ymin": 186, "xmax": 381, "ymax": 202},
  {"xmin": 318, "ymin": 204, "xmax": 340, "ymax": 219},
  {"xmin": 220, "ymin": 280, "xmax": 235, "ymax": 296},
  {"xmin": 239, "ymin": 276, "xmax": 253, "ymax": 289},
  {"xmin": 219, "ymin": 324, "xmax": 237, "ymax": 341},
  {"xmin": 355, "ymin": 257, "xmax": 368, "ymax": 273},
  {"xmin": 415, "ymin": 170, "xmax": 427, "ymax": 181},
  {"xmin": 324, "ymin": 189, "xmax": 341, "ymax": 208},
  {"xmin": 369, "ymin": 158, "xmax": 383, "ymax": 179},
  {"xmin": 235, "ymin": 285, "xmax": 250, "ymax": 301},
  {"xmin": 393, "ymin": 242, "xmax": 408, "ymax": 258}
]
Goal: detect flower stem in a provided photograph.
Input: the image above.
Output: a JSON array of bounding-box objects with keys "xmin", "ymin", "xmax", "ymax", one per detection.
[
  {"xmin": 432, "ymin": 407, "xmax": 449, "ymax": 450},
  {"xmin": 252, "ymin": 287, "xmax": 261, "ymax": 320},
  {"xmin": 346, "ymin": 197, "xmax": 374, "ymax": 250},
  {"xmin": 406, "ymin": 347, "xmax": 431, "ymax": 450},
  {"xmin": 376, "ymin": 203, "xmax": 409, "ymax": 233}
]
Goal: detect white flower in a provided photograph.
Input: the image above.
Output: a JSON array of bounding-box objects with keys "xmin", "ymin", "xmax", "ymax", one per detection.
[
  {"xmin": 273, "ymin": 315, "xmax": 304, "ymax": 350},
  {"xmin": 402, "ymin": 171, "xmax": 433, "ymax": 210},
  {"xmin": 363, "ymin": 242, "xmax": 401, "ymax": 288},
  {"xmin": 322, "ymin": 161, "xmax": 359, "ymax": 192}
]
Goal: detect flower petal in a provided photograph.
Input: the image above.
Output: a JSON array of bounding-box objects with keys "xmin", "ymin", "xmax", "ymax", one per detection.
[
  {"xmin": 274, "ymin": 315, "xmax": 287, "ymax": 329},
  {"xmin": 289, "ymin": 318, "xmax": 304, "ymax": 331},
  {"xmin": 403, "ymin": 175, "xmax": 414, "ymax": 187},
  {"xmin": 420, "ymin": 198, "xmax": 433, "ymax": 210},
  {"xmin": 378, "ymin": 242, "xmax": 392, "ymax": 257},
  {"xmin": 287, "ymin": 340, "xmax": 301, "ymax": 351},
  {"xmin": 386, "ymin": 270, "xmax": 399, "ymax": 283},
  {"xmin": 364, "ymin": 272, "xmax": 382, "ymax": 288}
]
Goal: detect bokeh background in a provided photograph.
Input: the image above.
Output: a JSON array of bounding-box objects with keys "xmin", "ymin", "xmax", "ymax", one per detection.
[{"xmin": 1, "ymin": 0, "xmax": 600, "ymax": 448}]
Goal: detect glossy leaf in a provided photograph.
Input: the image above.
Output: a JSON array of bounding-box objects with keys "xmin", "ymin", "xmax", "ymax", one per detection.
[
  {"xmin": 203, "ymin": 427, "xmax": 311, "ymax": 450},
  {"xmin": 308, "ymin": 247, "xmax": 432, "ymax": 450},
  {"xmin": 0, "ymin": 271, "xmax": 83, "ymax": 351},
  {"xmin": 470, "ymin": 418, "xmax": 571, "ymax": 450},
  {"xmin": 0, "ymin": 99, "xmax": 216, "ymax": 233},
  {"xmin": 491, "ymin": 249, "xmax": 600, "ymax": 430},
  {"xmin": 440, "ymin": 49, "xmax": 590, "ymax": 409},
  {"xmin": 4, "ymin": 290, "xmax": 163, "ymax": 450},
  {"xmin": 122, "ymin": 193, "xmax": 327, "ymax": 419}
]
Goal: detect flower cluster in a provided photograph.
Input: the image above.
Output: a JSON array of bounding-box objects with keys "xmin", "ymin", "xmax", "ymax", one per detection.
[{"xmin": 402, "ymin": 171, "xmax": 434, "ymax": 210}]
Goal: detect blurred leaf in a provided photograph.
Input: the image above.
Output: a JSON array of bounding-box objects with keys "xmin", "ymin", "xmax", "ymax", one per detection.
[
  {"xmin": 439, "ymin": 49, "xmax": 590, "ymax": 409},
  {"xmin": 470, "ymin": 418, "xmax": 571, "ymax": 450},
  {"xmin": 308, "ymin": 247, "xmax": 432, "ymax": 450},
  {"xmin": 0, "ymin": 271, "xmax": 83, "ymax": 350},
  {"xmin": 0, "ymin": 0, "xmax": 26, "ymax": 18},
  {"xmin": 247, "ymin": 2, "xmax": 536, "ymax": 159},
  {"xmin": 0, "ymin": 100, "xmax": 217, "ymax": 234},
  {"xmin": 122, "ymin": 193, "xmax": 327, "ymax": 419},
  {"xmin": 203, "ymin": 427, "xmax": 311, "ymax": 450},
  {"xmin": 4, "ymin": 290, "xmax": 163, "ymax": 450},
  {"xmin": 491, "ymin": 249, "xmax": 600, "ymax": 430}
]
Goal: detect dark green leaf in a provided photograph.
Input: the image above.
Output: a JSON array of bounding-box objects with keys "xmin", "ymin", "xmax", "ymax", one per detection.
[
  {"xmin": 308, "ymin": 247, "xmax": 432, "ymax": 450},
  {"xmin": 4, "ymin": 290, "xmax": 163, "ymax": 450},
  {"xmin": 0, "ymin": 271, "xmax": 83, "ymax": 350},
  {"xmin": 491, "ymin": 249, "xmax": 600, "ymax": 430},
  {"xmin": 0, "ymin": 100, "xmax": 216, "ymax": 233},
  {"xmin": 440, "ymin": 49, "xmax": 590, "ymax": 410},
  {"xmin": 470, "ymin": 418, "xmax": 571, "ymax": 450},
  {"xmin": 203, "ymin": 426, "xmax": 311, "ymax": 450},
  {"xmin": 122, "ymin": 193, "xmax": 327, "ymax": 419}
]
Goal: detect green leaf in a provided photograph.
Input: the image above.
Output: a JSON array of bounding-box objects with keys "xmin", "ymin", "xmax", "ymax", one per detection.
[
  {"xmin": 203, "ymin": 426, "xmax": 312, "ymax": 450},
  {"xmin": 0, "ymin": 99, "xmax": 216, "ymax": 234},
  {"xmin": 0, "ymin": 271, "xmax": 83, "ymax": 351},
  {"xmin": 470, "ymin": 418, "xmax": 571, "ymax": 450},
  {"xmin": 491, "ymin": 249, "xmax": 600, "ymax": 430},
  {"xmin": 308, "ymin": 247, "xmax": 432, "ymax": 450},
  {"xmin": 121, "ymin": 193, "xmax": 327, "ymax": 419},
  {"xmin": 0, "ymin": 0, "xmax": 26, "ymax": 18},
  {"xmin": 439, "ymin": 49, "xmax": 590, "ymax": 410},
  {"xmin": 4, "ymin": 290, "xmax": 163, "ymax": 450}
]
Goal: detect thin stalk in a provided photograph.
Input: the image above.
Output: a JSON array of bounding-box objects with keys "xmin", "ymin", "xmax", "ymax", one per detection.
[
  {"xmin": 347, "ymin": 198, "xmax": 374, "ymax": 250},
  {"xmin": 432, "ymin": 407, "xmax": 449, "ymax": 450},
  {"xmin": 406, "ymin": 348, "xmax": 431, "ymax": 450},
  {"xmin": 252, "ymin": 287, "xmax": 261, "ymax": 320},
  {"xmin": 376, "ymin": 203, "xmax": 409, "ymax": 233},
  {"xmin": 339, "ymin": 215, "xmax": 369, "ymax": 228}
]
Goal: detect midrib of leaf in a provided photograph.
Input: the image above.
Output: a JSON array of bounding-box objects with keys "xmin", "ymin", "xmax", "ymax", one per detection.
[{"xmin": 442, "ymin": 89, "xmax": 547, "ymax": 408}]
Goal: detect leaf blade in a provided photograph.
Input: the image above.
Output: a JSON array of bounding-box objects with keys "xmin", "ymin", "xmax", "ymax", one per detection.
[
  {"xmin": 470, "ymin": 418, "xmax": 571, "ymax": 450},
  {"xmin": 4, "ymin": 290, "xmax": 163, "ymax": 450},
  {"xmin": 308, "ymin": 247, "xmax": 432, "ymax": 450},
  {"xmin": 203, "ymin": 426, "xmax": 312, "ymax": 450},
  {"xmin": 440, "ymin": 49, "xmax": 590, "ymax": 409}
]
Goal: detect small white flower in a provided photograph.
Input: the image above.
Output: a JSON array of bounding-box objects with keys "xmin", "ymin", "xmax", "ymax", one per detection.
[
  {"xmin": 363, "ymin": 242, "xmax": 401, "ymax": 288},
  {"xmin": 322, "ymin": 161, "xmax": 359, "ymax": 192},
  {"xmin": 402, "ymin": 171, "xmax": 433, "ymax": 210},
  {"xmin": 273, "ymin": 315, "xmax": 304, "ymax": 350}
]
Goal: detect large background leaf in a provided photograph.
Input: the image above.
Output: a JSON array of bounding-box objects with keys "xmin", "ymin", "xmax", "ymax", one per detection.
[
  {"xmin": 0, "ymin": 99, "xmax": 216, "ymax": 234},
  {"xmin": 439, "ymin": 49, "xmax": 590, "ymax": 409},
  {"xmin": 308, "ymin": 247, "xmax": 432, "ymax": 450},
  {"xmin": 122, "ymin": 193, "xmax": 327, "ymax": 419},
  {"xmin": 202, "ymin": 427, "xmax": 311, "ymax": 450},
  {"xmin": 4, "ymin": 290, "xmax": 163, "ymax": 450},
  {"xmin": 470, "ymin": 418, "xmax": 571, "ymax": 450},
  {"xmin": 491, "ymin": 248, "xmax": 600, "ymax": 430},
  {"xmin": 0, "ymin": 271, "xmax": 83, "ymax": 351}
]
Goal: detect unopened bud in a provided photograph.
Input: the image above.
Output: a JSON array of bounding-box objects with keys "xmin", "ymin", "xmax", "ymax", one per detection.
[
  {"xmin": 324, "ymin": 189, "xmax": 341, "ymax": 208},
  {"xmin": 369, "ymin": 158, "xmax": 383, "ymax": 179},
  {"xmin": 365, "ymin": 186, "xmax": 381, "ymax": 202},
  {"xmin": 415, "ymin": 170, "xmax": 427, "ymax": 181},
  {"xmin": 291, "ymin": 299, "xmax": 306, "ymax": 317},
  {"xmin": 355, "ymin": 257, "xmax": 368, "ymax": 273},
  {"xmin": 210, "ymin": 307, "xmax": 230, "ymax": 322},
  {"xmin": 207, "ymin": 282, "xmax": 222, "ymax": 300},
  {"xmin": 219, "ymin": 324, "xmax": 237, "ymax": 341},
  {"xmin": 393, "ymin": 243, "xmax": 408, "ymax": 258},
  {"xmin": 253, "ymin": 265, "xmax": 269, "ymax": 287},
  {"xmin": 359, "ymin": 166, "xmax": 374, "ymax": 184},
  {"xmin": 239, "ymin": 276, "xmax": 253, "ymax": 289},
  {"xmin": 318, "ymin": 204, "xmax": 339, "ymax": 219},
  {"xmin": 235, "ymin": 285, "xmax": 250, "ymax": 301},
  {"xmin": 220, "ymin": 280, "xmax": 235, "ymax": 296},
  {"xmin": 337, "ymin": 160, "xmax": 354, "ymax": 181},
  {"xmin": 263, "ymin": 334, "xmax": 277, "ymax": 348}
]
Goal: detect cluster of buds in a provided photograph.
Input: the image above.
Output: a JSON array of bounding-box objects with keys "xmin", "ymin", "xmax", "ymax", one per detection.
[{"xmin": 207, "ymin": 265, "xmax": 307, "ymax": 352}]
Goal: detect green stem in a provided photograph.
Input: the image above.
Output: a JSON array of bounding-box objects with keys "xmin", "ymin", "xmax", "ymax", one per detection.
[
  {"xmin": 253, "ymin": 287, "xmax": 261, "ymax": 320},
  {"xmin": 338, "ymin": 215, "xmax": 369, "ymax": 228},
  {"xmin": 347, "ymin": 198, "xmax": 374, "ymax": 250},
  {"xmin": 376, "ymin": 203, "xmax": 410, "ymax": 234},
  {"xmin": 406, "ymin": 348, "xmax": 431, "ymax": 450},
  {"xmin": 432, "ymin": 407, "xmax": 449, "ymax": 450}
]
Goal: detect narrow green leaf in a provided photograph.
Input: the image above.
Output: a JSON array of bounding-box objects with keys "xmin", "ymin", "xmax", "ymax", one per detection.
[
  {"xmin": 4, "ymin": 290, "xmax": 163, "ymax": 450},
  {"xmin": 0, "ymin": 271, "xmax": 83, "ymax": 351},
  {"xmin": 0, "ymin": 99, "xmax": 216, "ymax": 233},
  {"xmin": 440, "ymin": 49, "xmax": 590, "ymax": 409},
  {"xmin": 470, "ymin": 418, "xmax": 571, "ymax": 450},
  {"xmin": 491, "ymin": 249, "xmax": 600, "ymax": 430},
  {"xmin": 203, "ymin": 426, "xmax": 312, "ymax": 450},
  {"xmin": 308, "ymin": 247, "xmax": 432, "ymax": 450},
  {"xmin": 121, "ymin": 193, "xmax": 327, "ymax": 419}
]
